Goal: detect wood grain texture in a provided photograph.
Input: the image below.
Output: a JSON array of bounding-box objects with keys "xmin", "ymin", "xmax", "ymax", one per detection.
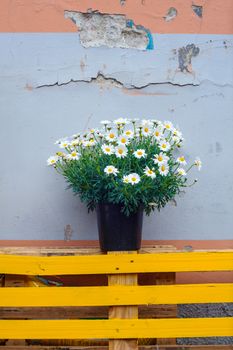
[
  {"xmin": 1, "ymin": 251, "xmax": 233, "ymax": 275},
  {"xmin": 0, "ymin": 318, "xmax": 232, "ymax": 339},
  {"xmin": 1, "ymin": 283, "xmax": 232, "ymax": 307},
  {"xmin": 1, "ymin": 346, "xmax": 233, "ymax": 350},
  {"xmin": 108, "ymin": 251, "xmax": 138, "ymax": 350}
]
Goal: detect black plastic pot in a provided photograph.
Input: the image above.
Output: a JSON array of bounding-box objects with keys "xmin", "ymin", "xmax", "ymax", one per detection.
[{"xmin": 96, "ymin": 203, "xmax": 143, "ymax": 252}]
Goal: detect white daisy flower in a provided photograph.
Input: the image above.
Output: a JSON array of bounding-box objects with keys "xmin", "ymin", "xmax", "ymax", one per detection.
[
  {"xmin": 159, "ymin": 163, "xmax": 169, "ymax": 176},
  {"xmin": 100, "ymin": 120, "xmax": 111, "ymax": 125},
  {"xmin": 164, "ymin": 120, "xmax": 174, "ymax": 131},
  {"xmin": 141, "ymin": 124, "xmax": 152, "ymax": 136},
  {"xmin": 66, "ymin": 151, "xmax": 80, "ymax": 160},
  {"xmin": 133, "ymin": 149, "xmax": 147, "ymax": 159},
  {"xmin": 115, "ymin": 145, "xmax": 128, "ymax": 158},
  {"xmin": 83, "ymin": 139, "xmax": 96, "ymax": 147},
  {"xmin": 176, "ymin": 156, "xmax": 187, "ymax": 165},
  {"xmin": 118, "ymin": 136, "xmax": 130, "ymax": 146},
  {"xmin": 141, "ymin": 119, "xmax": 153, "ymax": 126},
  {"xmin": 128, "ymin": 173, "xmax": 141, "ymax": 185},
  {"xmin": 153, "ymin": 127, "xmax": 164, "ymax": 140},
  {"xmin": 144, "ymin": 166, "xmax": 156, "ymax": 179},
  {"xmin": 124, "ymin": 130, "xmax": 134, "ymax": 138},
  {"xmin": 114, "ymin": 118, "xmax": 129, "ymax": 125},
  {"xmin": 122, "ymin": 175, "xmax": 130, "ymax": 184},
  {"xmin": 177, "ymin": 168, "xmax": 187, "ymax": 176},
  {"xmin": 172, "ymin": 136, "xmax": 181, "ymax": 145},
  {"xmin": 101, "ymin": 144, "xmax": 115, "ymax": 155},
  {"xmin": 159, "ymin": 140, "xmax": 171, "ymax": 152},
  {"xmin": 71, "ymin": 139, "xmax": 80, "ymax": 147},
  {"xmin": 194, "ymin": 158, "xmax": 202, "ymax": 171},
  {"xmin": 59, "ymin": 140, "xmax": 70, "ymax": 149},
  {"xmin": 106, "ymin": 131, "xmax": 117, "ymax": 142},
  {"xmin": 173, "ymin": 128, "xmax": 182, "ymax": 138},
  {"xmin": 47, "ymin": 156, "xmax": 59, "ymax": 166},
  {"xmin": 153, "ymin": 152, "xmax": 169, "ymax": 165},
  {"xmin": 104, "ymin": 165, "xmax": 119, "ymax": 176}
]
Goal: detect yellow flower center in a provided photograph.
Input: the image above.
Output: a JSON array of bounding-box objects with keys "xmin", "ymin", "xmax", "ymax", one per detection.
[
  {"xmin": 106, "ymin": 147, "xmax": 110, "ymax": 152},
  {"xmin": 121, "ymin": 138, "xmax": 126, "ymax": 143},
  {"xmin": 118, "ymin": 149, "xmax": 123, "ymax": 154},
  {"xmin": 71, "ymin": 152, "xmax": 77, "ymax": 157},
  {"xmin": 180, "ymin": 157, "xmax": 185, "ymax": 161},
  {"xmin": 51, "ymin": 160, "xmax": 55, "ymax": 163},
  {"xmin": 108, "ymin": 168, "xmax": 113, "ymax": 173},
  {"xmin": 155, "ymin": 131, "xmax": 159, "ymax": 136},
  {"xmin": 144, "ymin": 127, "xmax": 149, "ymax": 132},
  {"xmin": 132, "ymin": 177, "xmax": 136, "ymax": 182},
  {"xmin": 165, "ymin": 124, "xmax": 170, "ymax": 129},
  {"xmin": 148, "ymin": 170, "xmax": 153, "ymax": 174},
  {"xmin": 158, "ymin": 155, "xmax": 163, "ymax": 161},
  {"xmin": 137, "ymin": 151, "xmax": 143, "ymax": 156},
  {"xmin": 162, "ymin": 144, "xmax": 166, "ymax": 149},
  {"xmin": 109, "ymin": 133, "xmax": 115, "ymax": 139},
  {"xmin": 161, "ymin": 165, "xmax": 165, "ymax": 171}
]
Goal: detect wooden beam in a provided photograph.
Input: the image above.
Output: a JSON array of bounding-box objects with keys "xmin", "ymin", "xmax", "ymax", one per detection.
[
  {"xmin": 0, "ymin": 251, "xmax": 233, "ymax": 275},
  {"xmin": 1, "ymin": 283, "xmax": 232, "ymax": 307},
  {"xmin": 0, "ymin": 318, "xmax": 232, "ymax": 339}
]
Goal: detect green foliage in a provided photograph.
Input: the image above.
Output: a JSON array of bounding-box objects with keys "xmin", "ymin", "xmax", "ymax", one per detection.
[{"xmin": 48, "ymin": 119, "xmax": 200, "ymax": 216}]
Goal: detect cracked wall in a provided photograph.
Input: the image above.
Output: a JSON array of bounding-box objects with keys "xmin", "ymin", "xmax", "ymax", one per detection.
[
  {"xmin": 0, "ymin": 1, "xmax": 232, "ymax": 343},
  {"xmin": 64, "ymin": 10, "xmax": 152, "ymax": 50}
]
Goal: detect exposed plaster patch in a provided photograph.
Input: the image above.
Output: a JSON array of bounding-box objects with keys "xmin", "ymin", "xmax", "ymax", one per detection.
[
  {"xmin": 192, "ymin": 4, "xmax": 203, "ymax": 18},
  {"xmin": 178, "ymin": 44, "xmax": 200, "ymax": 73},
  {"xmin": 64, "ymin": 10, "xmax": 152, "ymax": 50},
  {"xmin": 164, "ymin": 7, "xmax": 178, "ymax": 22}
]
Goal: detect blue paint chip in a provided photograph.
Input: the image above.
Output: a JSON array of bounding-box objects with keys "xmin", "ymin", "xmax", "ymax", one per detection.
[
  {"xmin": 146, "ymin": 31, "xmax": 154, "ymax": 50},
  {"xmin": 126, "ymin": 19, "xmax": 154, "ymax": 50},
  {"xmin": 126, "ymin": 19, "xmax": 134, "ymax": 28}
]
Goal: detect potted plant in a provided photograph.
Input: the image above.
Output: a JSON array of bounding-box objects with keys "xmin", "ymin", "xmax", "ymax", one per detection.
[{"xmin": 47, "ymin": 118, "xmax": 201, "ymax": 251}]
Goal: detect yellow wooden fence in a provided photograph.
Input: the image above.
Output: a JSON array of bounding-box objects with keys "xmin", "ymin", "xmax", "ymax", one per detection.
[{"xmin": 0, "ymin": 249, "xmax": 233, "ymax": 349}]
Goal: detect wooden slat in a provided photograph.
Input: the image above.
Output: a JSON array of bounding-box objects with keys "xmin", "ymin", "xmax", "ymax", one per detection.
[
  {"xmin": 108, "ymin": 251, "xmax": 138, "ymax": 350},
  {"xmin": 1, "ymin": 346, "xmax": 233, "ymax": 350},
  {"xmin": 0, "ymin": 251, "xmax": 233, "ymax": 275},
  {"xmin": 0, "ymin": 305, "xmax": 175, "ymax": 319},
  {"xmin": 0, "ymin": 346, "xmax": 233, "ymax": 350},
  {"xmin": 1, "ymin": 283, "xmax": 232, "ymax": 307},
  {"xmin": 0, "ymin": 318, "xmax": 232, "ymax": 339}
]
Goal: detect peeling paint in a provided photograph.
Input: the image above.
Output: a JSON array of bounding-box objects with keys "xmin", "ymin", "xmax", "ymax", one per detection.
[
  {"xmin": 192, "ymin": 4, "xmax": 203, "ymax": 18},
  {"xmin": 178, "ymin": 44, "xmax": 200, "ymax": 73},
  {"xmin": 164, "ymin": 7, "xmax": 178, "ymax": 22},
  {"xmin": 64, "ymin": 10, "xmax": 152, "ymax": 50}
]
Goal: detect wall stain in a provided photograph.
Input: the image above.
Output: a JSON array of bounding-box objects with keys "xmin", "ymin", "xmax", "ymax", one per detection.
[
  {"xmin": 178, "ymin": 44, "xmax": 200, "ymax": 73},
  {"xmin": 192, "ymin": 4, "xmax": 203, "ymax": 18},
  {"xmin": 164, "ymin": 7, "xmax": 178, "ymax": 22}
]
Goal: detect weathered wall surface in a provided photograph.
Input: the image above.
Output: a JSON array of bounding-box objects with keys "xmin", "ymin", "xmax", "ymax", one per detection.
[{"xmin": 0, "ymin": 0, "xmax": 233, "ymax": 241}]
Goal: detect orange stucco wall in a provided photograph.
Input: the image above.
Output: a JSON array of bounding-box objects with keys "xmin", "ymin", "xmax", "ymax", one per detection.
[{"xmin": 0, "ymin": 0, "xmax": 233, "ymax": 33}]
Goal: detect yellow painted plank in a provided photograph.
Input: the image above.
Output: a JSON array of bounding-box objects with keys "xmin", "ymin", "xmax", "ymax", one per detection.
[
  {"xmin": 0, "ymin": 318, "xmax": 232, "ymax": 339},
  {"xmin": 1, "ymin": 283, "xmax": 233, "ymax": 307},
  {"xmin": 0, "ymin": 251, "xmax": 233, "ymax": 275}
]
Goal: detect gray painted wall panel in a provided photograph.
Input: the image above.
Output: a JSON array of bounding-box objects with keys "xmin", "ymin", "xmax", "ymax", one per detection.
[{"xmin": 0, "ymin": 33, "xmax": 232, "ymax": 240}]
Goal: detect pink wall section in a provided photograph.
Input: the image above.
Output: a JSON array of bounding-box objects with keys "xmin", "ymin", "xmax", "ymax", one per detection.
[{"xmin": 0, "ymin": 0, "xmax": 233, "ymax": 33}]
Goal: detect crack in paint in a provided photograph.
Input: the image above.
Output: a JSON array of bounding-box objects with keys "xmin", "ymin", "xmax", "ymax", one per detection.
[{"xmin": 36, "ymin": 73, "xmax": 233, "ymax": 90}]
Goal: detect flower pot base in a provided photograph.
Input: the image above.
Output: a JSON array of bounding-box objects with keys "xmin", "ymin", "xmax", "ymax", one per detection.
[{"xmin": 96, "ymin": 203, "xmax": 143, "ymax": 252}]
